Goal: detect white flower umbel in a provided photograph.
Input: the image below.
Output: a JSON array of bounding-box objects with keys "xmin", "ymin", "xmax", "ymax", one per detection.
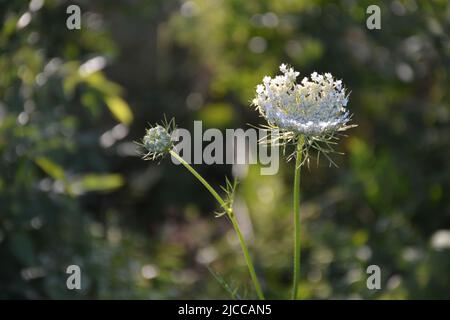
[
  {"xmin": 252, "ymin": 64, "xmax": 356, "ymax": 300},
  {"xmin": 253, "ymin": 64, "xmax": 351, "ymax": 137},
  {"xmin": 253, "ymin": 64, "xmax": 355, "ymax": 165}
]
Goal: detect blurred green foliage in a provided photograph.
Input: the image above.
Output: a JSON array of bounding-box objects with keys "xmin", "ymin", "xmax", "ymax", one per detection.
[{"xmin": 0, "ymin": 0, "xmax": 449, "ymax": 299}]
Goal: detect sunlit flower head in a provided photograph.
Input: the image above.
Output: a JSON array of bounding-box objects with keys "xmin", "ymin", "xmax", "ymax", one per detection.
[{"xmin": 252, "ymin": 64, "xmax": 352, "ymax": 137}]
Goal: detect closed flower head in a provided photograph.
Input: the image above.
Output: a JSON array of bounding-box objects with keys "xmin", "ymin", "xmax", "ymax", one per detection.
[{"xmin": 139, "ymin": 120, "xmax": 175, "ymax": 160}]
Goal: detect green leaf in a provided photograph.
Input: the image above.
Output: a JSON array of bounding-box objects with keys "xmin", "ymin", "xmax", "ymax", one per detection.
[
  {"xmin": 198, "ymin": 103, "xmax": 234, "ymax": 128},
  {"xmin": 81, "ymin": 91, "xmax": 101, "ymax": 117},
  {"xmin": 74, "ymin": 174, "xmax": 124, "ymax": 193},
  {"xmin": 85, "ymin": 72, "xmax": 122, "ymax": 96},
  {"xmin": 207, "ymin": 266, "xmax": 241, "ymax": 300},
  {"xmin": 34, "ymin": 156, "xmax": 65, "ymax": 180},
  {"xmin": 105, "ymin": 96, "xmax": 133, "ymax": 125},
  {"xmin": 62, "ymin": 61, "xmax": 82, "ymax": 97}
]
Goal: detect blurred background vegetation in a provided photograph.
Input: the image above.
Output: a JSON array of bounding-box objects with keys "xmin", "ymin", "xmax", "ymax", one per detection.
[{"xmin": 1, "ymin": 0, "xmax": 449, "ymax": 299}]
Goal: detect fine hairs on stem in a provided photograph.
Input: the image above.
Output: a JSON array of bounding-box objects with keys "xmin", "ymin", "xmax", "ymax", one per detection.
[{"xmin": 292, "ymin": 136, "xmax": 304, "ymax": 299}]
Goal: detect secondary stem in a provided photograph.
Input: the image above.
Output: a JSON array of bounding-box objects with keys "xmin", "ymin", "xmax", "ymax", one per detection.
[
  {"xmin": 169, "ymin": 150, "xmax": 265, "ymax": 300},
  {"xmin": 291, "ymin": 137, "xmax": 304, "ymax": 300},
  {"xmin": 228, "ymin": 215, "xmax": 265, "ymax": 300},
  {"xmin": 170, "ymin": 150, "xmax": 224, "ymax": 206}
]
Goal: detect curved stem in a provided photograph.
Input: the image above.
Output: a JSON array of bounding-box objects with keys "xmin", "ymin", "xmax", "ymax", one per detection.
[
  {"xmin": 169, "ymin": 150, "xmax": 265, "ymax": 300},
  {"xmin": 170, "ymin": 150, "xmax": 224, "ymax": 207},
  {"xmin": 291, "ymin": 137, "xmax": 304, "ymax": 300},
  {"xmin": 229, "ymin": 215, "xmax": 265, "ymax": 300}
]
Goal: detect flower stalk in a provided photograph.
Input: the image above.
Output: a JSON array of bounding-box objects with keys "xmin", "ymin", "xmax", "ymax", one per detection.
[
  {"xmin": 141, "ymin": 63, "xmax": 355, "ymax": 300},
  {"xmin": 169, "ymin": 150, "xmax": 265, "ymax": 300},
  {"xmin": 252, "ymin": 64, "xmax": 355, "ymax": 299},
  {"xmin": 292, "ymin": 136, "xmax": 304, "ymax": 300}
]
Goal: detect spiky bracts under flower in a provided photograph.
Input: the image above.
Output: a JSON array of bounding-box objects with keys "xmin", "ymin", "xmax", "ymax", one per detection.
[
  {"xmin": 139, "ymin": 118, "xmax": 175, "ymax": 161},
  {"xmin": 215, "ymin": 177, "xmax": 238, "ymax": 218}
]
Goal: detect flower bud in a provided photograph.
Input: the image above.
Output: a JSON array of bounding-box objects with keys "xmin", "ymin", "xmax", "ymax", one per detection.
[{"xmin": 140, "ymin": 124, "xmax": 174, "ymax": 160}]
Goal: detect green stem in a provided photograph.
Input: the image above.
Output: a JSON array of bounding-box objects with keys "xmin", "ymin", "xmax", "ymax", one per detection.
[
  {"xmin": 229, "ymin": 215, "xmax": 265, "ymax": 300},
  {"xmin": 291, "ymin": 137, "xmax": 304, "ymax": 300},
  {"xmin": 169, "ymin": 150, "xmax": 265, "ymax": 300},
  {"xmin": 170, "ymin": 150, "xmax": 224, "ymax": 206}
]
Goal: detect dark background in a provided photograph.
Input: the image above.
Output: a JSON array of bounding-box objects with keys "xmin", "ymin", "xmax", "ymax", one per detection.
[{"xmin": 0, "ymin": 0, "xmax": 449, "ymax": 299}]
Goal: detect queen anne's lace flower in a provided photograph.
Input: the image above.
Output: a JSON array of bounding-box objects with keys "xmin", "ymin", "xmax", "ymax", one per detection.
[
  {"xmin": 252, "ymin": 64, "xmax": 351, "ymax": 137},
  {"xmin": 141, "ymin": 124, "xmax": 174, "ymax": 160}
]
